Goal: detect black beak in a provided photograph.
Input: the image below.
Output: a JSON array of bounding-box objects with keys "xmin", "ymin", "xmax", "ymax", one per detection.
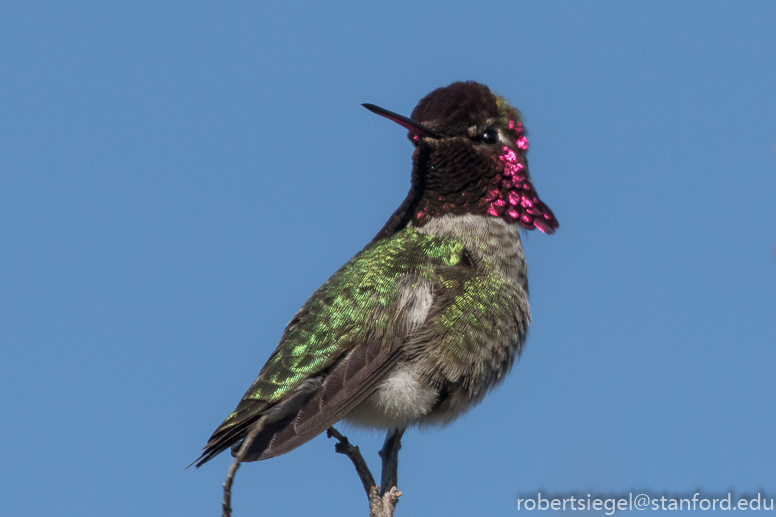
[{"xmin": 362, "ymin": 103, "xmax": 446, "ymax": 139}]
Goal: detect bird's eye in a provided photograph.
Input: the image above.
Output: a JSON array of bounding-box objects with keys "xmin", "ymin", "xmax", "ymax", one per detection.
[{"xmin": 481, "ymin": 129, "xmax": 499, "ymax": 145}]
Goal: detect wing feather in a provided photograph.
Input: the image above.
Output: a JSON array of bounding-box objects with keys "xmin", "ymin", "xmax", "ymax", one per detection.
[{"xmin": 194, "ymin": 227, "xmax": 468, "ymax": 467}]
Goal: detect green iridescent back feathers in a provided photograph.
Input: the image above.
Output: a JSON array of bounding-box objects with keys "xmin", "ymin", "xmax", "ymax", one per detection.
[
  {"xmin": 248, "ymin": 228, "xmax": 465, "ymax": 405},
  {"xmin": 195, "ymin": 222, "xmax": 524, "ymax": 465}
]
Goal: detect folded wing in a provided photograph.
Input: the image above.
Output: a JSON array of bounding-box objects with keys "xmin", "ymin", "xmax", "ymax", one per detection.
[{"xmin": 194, "ymin": 227, "xmax": 469, "ymax": 467}]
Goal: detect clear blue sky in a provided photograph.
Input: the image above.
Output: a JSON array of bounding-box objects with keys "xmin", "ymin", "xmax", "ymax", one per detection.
[{"xmin": 2, "ymin": 2, "xmax": 775, "ymax": 516}]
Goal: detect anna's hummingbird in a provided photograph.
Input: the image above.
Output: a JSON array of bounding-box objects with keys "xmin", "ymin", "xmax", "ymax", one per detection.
[{"xmin": 194, "ymin": 81, "xmax": 558, "ymax": 467}]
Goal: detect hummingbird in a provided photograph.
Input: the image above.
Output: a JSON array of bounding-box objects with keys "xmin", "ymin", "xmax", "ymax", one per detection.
[{"xmin": 194, "ymin": 81, "xmax": 558, "ymax": 468}]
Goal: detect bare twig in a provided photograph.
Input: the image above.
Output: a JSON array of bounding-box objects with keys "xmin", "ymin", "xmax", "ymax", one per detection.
[
  {"xmin": 378, "ymin": 428, "xmax": 404, "ymax": 497},
  {"xmin": 327, "ymin": 426, "xmax": 405, "ymax": 517},
  {"xmin": 327, "ymin": 427, "xmax": 376, "ymax": 496},
  {"xmin": 222, "ymin": 418, "xmax": 265, "ymax": 517}
]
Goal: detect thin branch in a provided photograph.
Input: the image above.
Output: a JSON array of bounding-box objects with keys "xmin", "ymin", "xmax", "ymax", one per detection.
[
  {"xmin": 327, "ymin": 426, "xmax": 405, "ymax": 517},
  {"xmin": 378, "ymin": 428, "xmax": 404, "ymax": 497},
  {"xmin": 327, "ymin": 427, "xmax": 376, "ymax": 496},
  {"xmin": 222, "ymin": 418, "xmax": 265, "ymax": 517},
  {"xmin": 221, "ymin": 424, "xmax": 404, "ymax": 516}
]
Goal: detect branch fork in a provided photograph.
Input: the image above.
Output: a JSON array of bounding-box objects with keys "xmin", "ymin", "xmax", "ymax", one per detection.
[
  {"xmin": 327, "ymin": 426, "xmax": 405, "ymax": 517},
  {"xmin": 221, "ymin": 421, "xmax": 405, "ymax": 517}
]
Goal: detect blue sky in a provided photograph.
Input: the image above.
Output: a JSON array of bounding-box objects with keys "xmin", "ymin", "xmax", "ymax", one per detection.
[{"xmin": 2, "ymin": 2, "xmax": 775, "ymax": 516}]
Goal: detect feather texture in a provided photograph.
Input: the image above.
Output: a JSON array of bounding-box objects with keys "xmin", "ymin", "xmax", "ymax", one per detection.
[{"xmin": 194, "ymin": 225, "xmax": 473, "ymax": 466}]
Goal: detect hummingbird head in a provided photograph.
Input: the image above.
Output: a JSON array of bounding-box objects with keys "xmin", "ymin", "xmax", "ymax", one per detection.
[{"xmin": 364, "ymin": 81, "xmax": 558, "ymax": 235}]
